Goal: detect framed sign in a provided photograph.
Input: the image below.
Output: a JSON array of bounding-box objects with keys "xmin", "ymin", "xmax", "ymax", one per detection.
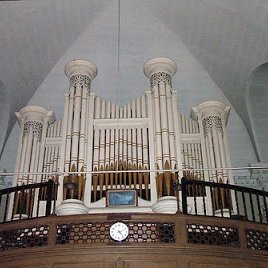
[{"xmin": 106, "ymin": 189, "xmax": 138, "ymax": 207}]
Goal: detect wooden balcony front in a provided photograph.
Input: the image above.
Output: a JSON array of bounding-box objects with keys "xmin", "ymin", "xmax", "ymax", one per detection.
[{"xmin": 0, "ymin": 212, "xmax": 267, "ymax": 268}]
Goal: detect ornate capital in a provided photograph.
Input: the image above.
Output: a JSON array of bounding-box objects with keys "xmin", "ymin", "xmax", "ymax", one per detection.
[
  {"xmin": 69, "ymin": 74, "xmax": 91, "ymax": 87},
  {"xmin": 16, "ymin": 106, "xmax": 54, "ymax": 129},
  {"xmin": 65, "ymin": 59, "xmax": 97, "ymax": 82},
  {"xmin": 23, "ymin": 121, "xmax": 43, "ymax": 139},
  {"xmin": 144, "ymin": 58, "xmax": 176, "ymax": 89},
  {"xmin": 150, "ymin": 72, "xmax": 172, "ymax": 88},
  {"xmin": 203, "ymin": 116, "xmax": 223, "ymax": 135},
  {"xmin": 191, "ymin": 101, "xmax": 231, "ymax": 127}
]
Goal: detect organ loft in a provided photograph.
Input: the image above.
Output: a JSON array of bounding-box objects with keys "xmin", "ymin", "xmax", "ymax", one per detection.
[{"xmin": 11, "ymin": 57, "xmax": 233, "ymax": 217}]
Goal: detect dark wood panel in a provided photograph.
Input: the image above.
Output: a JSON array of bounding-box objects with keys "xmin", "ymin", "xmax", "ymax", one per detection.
[{"xmin": 123, "ymin": 261, "xmax": 177, "ymax": 268}]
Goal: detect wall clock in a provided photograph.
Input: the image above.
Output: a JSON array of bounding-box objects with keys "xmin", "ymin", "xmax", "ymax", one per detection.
[{"xmin": 110, "ymin": 222, "xmax": 129, "ymax": 241}]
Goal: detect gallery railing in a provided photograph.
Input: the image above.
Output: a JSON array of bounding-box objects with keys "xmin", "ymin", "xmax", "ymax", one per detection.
[
  {"xmin": 0, "ymin": 167, "xmax": 268, "ymax": 225},
  {"xmin": 0, "ymin": 179, "xmax": 57, "ymax": 223},
  {"xmin": 180, "ymin": 177, "xmax": 268, "ymax": 224}
]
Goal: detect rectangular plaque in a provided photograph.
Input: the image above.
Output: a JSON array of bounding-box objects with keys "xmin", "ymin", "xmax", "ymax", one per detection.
[{"xmin": 106, "ymin": 189, "xmax": 138, "ymax": 207}]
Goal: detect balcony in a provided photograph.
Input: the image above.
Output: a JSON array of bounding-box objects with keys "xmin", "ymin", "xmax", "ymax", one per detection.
[{"xmin": 0, "ymin": 169, "xmax": 267, "ymax": 267}]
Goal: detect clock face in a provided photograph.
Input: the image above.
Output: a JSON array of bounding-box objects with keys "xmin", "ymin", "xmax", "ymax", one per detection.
[{"xmin": 110, "ymin": 222, "xmax": 129, "ymax": 241}]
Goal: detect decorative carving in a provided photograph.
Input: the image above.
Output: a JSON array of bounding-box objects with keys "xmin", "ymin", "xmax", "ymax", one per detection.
[
  {"xmin": 187, "ymin": 223, "xmax": 239, "ymax": 247},
  {"xmin": 70, "ymin": 74, "xmax": 91, "ymax": 87},
  {"xmin": 23, "ymin": 121, "xmax": 43, "ymax": 139},
  {"xmin": 150, "ymin": 72, "xmax": 172, "ymax": 88},
  {"xmin": 246, "ymin": 229, "xmax": 268, "ymax": 251},
  {"xmin": 202, "ymin": 116, "xmax": 222, "ymax": 135},
  {"xmin": 0, "ymin": 225, "xmax": 49, "ymax": 251},
  {"xmin": 56, "ymin": 222, "xmax": 175, "ymax": 244}
]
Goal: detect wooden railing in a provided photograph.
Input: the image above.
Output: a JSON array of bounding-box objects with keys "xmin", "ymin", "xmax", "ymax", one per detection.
[
  {"xmin": 181, "ymin": 177, "xmax": 268, "ymax": 224},
  {"xmin": 0, "ymin": 179, "xmax": 57, "ymax": 223},
  {"xmin": 1, "ymin": 175, "xmax": 268, "ymax": 225}
]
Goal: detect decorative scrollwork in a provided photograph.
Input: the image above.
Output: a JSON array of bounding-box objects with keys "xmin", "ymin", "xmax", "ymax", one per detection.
[
  {"xmin": 70, "ymin": 74, "xmax": 91, "ymax": 87},
  {"xmin": 23, "ymin": 121, "xmax": 43, "ymax": 139},
  {"xmin": 203, "ymin": 116, "xmax": 222, "ymax": 135},
  {"xmin": 150, "ymin": 72, "xmax": 172, "ymax": 88}
]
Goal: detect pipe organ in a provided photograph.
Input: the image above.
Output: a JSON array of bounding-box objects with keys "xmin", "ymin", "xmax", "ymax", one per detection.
[
  {"xmin": 12, "ymin": 57, "xmax": 233, "ymax": 215},
  {"xmin": 91, "ymin": 95, "xmax": 151, "ymax": 202}
]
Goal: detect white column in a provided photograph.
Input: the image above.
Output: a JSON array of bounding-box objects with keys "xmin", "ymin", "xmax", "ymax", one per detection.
[
  {"xmin": 192, "ymin": 101, "xmax": 231, "ymax": 182},
  {"xmin": 56, "ymin": 59, "xmax": 97, "ymax": 215},
  {"xmin": 144, "ymin": 58, "xmax": 179, "ymax": 213},
  {"xmin": 10, "ymin": 106, "xmax": 54, "ymax": 219},
  {"xmin": 191, "ymin": 101, "xmax": 234, "ymax": 214},
  {"xmin": 14, "ymin": 106, "xmax": 54, "ymax": 184}
]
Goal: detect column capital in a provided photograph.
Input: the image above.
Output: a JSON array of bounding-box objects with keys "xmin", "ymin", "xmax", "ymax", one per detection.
[
  {"xmin": 144, "ymin": 58, "xmax": 177, "ymax": 78},
  {"xmin": 15, "ymin": 106, "xmax": 55, "ymax": 139},
  {"xmin": 191, "ymin": 101, "xmax": 231, "ymax": 125},
  {"xmin": 16, "ymin": 106, "xmax": 55, "ymax": 125},
  {"xmin": 65, "ymin": 59, "xmax": 98, "ymax": 81}
]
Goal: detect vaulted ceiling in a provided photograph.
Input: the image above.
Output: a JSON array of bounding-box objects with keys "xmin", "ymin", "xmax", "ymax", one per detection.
[{"xmin": 0, "ymin": 0, "xmax": 268, "ymax": 165}]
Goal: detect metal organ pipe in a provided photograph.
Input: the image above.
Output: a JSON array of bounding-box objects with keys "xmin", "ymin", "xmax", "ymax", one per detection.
[
  {"xmin": 211, "ymin": 127, "xmax": 222, "ymax": 177},
  {"xmin": 70, "ymin": 84, "xmax": 82, "ymax": 169},
  {"xmin": 98, "ymin": 99, "xmax": 106, "ymax": 197},
  {"xmin": 78, "ymin": 85, "xmax": 88, "ymax": 173},
  {"xmin": 93, "ymin": 97, "xmax": 101, "ymax": 172},
  {"xmin": 64, "ymin": 87, "xmax": 74, "ymax": 174},
  {"xmin": 159, "ymin": 81, "xmax": 170, "ymax": 164},
  {"xmin": 217, "ymin": 130, "xmax": 228, "ymax": 180},
  {"xmin": 131, "ymin": 100, "xmax": 138, "ymax": 188},
  {"xmin": 166, "ymin": 87, "xmax": 176, "ymax": 169},
  {"xmin": 141, "ymin": 95, "xmax": 149, "ymax": 170}
]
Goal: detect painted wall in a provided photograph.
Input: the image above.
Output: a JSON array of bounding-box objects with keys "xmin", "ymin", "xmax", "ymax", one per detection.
[{"xmin": 0, "ymin": 2, "xmax": 257, "ymax": 174}]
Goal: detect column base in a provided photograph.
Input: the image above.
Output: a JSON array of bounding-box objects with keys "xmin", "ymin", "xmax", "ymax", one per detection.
[
  {"xmin": 12, "ymin": 214, "xmax": 29, "ymax": 220},
  {"xmin": 214, "ymin": 208, "xmax": 233, "ymax": 218},
  {"xmin": 152, "ymin": 196, "xmax": 178, "ymax": 214},
  {"xmin": 56, "ymin": 199, "xmax": 89, "ymax": 216}
]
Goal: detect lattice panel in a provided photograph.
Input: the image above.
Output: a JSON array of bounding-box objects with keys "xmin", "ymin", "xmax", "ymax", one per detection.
[
  {"xmin": 126, "ymin": 222, "xmax": 175, "ymax": 243},
  {"xmin": 187, "ymin": 223, "xmax": 239, "ymax": 247},
  {"xmin": 0, "ymin": 225, "xmax": 49, "ymax": 251},
  {"xmin": 246, "ymin": 229, "xmax": 268, "ymax": 251},
  {"xmin": 56, "ymin": 222, "xmax": 175, "ymax": 244},
  {"xmin": 56, "ymin": 222, "xmax": 111, "ymax": 244}
]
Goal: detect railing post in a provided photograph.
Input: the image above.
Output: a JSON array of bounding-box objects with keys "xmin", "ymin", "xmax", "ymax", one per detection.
[
  {"xmin": 47, "ymin": 215, "xmax": 57, "ymax": 247},
  {"xmin": 181, "ymin": 177, "xmax": 188, "ymax": 214},
  {"xmin": 52, "ymin": 177, "xmax": 59, "ymax": 215},
  {"xmin": 45, "ymin": 180, "xmax": 53, "ymax": 216}
]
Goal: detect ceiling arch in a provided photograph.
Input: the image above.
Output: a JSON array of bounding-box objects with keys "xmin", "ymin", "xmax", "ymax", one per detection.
[
  {"xmin": 0, "ymin": 0, "xmax": 267, "ymax": 169},
  {"xmin": 247, "ymin": 63, "xmax": 268, "ymax": 162}
]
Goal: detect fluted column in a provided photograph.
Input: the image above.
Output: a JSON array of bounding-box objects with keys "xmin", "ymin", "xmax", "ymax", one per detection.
[
  {"xmin": 11, "ymin": 106, "xmax": 54, "ymax": 218},
  {"xmin": 61, "ymin": 59, "xmax": 97, "ymax": 202},
  {"xmin": 192, "ymin": 101, "xmax": 235, "ymax": 214},
  {"xmin": 191, "ymin": 101, "xmax": 231, "ymax": 183},
  {"xmin": 144, "ymin": 58, "xmax": 178, "ymax": 201},
  {"xmin": 15, "ymin": 106, "xmax": 54, "ymax": 185}
]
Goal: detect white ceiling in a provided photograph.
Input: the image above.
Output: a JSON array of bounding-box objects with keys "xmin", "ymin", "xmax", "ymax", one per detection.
[{"xmin": 0, "ymin": 0, "xmax": 267, "ymax": 164}]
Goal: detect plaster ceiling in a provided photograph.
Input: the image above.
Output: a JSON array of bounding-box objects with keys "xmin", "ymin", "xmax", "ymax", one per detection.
[{"xmin": 0, "ymin": 0, "xmax": 267, "ymax": 162}]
